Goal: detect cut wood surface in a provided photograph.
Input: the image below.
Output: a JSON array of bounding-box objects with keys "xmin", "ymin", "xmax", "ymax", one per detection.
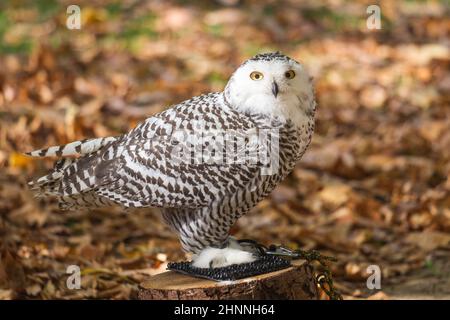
[{"xmin": 138, "ymin": 260, "xmax": 318, "ymax": 300}]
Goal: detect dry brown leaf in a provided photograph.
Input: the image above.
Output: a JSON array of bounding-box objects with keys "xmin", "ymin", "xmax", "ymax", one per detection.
[{"xmin": 404, "ymin": 232, "xmax": 450, "ymax": 251}]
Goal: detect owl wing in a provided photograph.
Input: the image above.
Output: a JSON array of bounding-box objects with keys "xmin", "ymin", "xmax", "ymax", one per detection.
[
  {"xmin": 27, "ymin": 93, "xmax": 276, "ymax": 210},
  {"xmin": 90, "ymin": 93, "xmax": 265, "ymax": 209}
]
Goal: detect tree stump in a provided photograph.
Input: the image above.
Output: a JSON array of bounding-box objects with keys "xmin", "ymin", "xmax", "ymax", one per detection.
[{"xmin": 138, "ymin": 260, "xmax": 319, "ymax": 300}]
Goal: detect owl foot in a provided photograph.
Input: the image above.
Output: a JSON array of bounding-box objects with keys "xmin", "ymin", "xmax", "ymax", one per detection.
[{"xmin": 192, "ymin": 239, "xmax": 257, "ymax": 268}]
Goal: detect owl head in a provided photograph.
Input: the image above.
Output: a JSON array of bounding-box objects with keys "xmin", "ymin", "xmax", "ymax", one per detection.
[{"xmin": 224, "ymin": 52, "xmax": 315, "ymax": 125}]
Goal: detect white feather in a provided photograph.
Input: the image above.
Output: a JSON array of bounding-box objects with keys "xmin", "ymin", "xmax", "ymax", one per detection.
[{"xmin": 192, "ymin": 247, "xmax": 256, "ymax": 268}]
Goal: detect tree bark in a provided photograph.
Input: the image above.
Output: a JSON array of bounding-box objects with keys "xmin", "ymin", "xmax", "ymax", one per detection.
[{"xmin": 138, "ymin": 260, "xmax": 318, "ymax": 300}]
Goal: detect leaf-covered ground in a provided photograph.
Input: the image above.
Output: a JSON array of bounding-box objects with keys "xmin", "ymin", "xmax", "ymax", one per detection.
[{"xmin": 0, "ymin": 0, "xmax": 449, "ymax": 299}]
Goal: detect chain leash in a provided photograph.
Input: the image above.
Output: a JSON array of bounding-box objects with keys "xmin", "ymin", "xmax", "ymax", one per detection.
[{"xmin": 238, "ymin": 240, "xmax": 343, "ymax": 300}]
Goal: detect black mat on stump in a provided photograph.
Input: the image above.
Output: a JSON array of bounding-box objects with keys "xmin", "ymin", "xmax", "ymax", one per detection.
[{"xmin": 167, "ymin": 255, "xmax": 291, "ymax": 281}]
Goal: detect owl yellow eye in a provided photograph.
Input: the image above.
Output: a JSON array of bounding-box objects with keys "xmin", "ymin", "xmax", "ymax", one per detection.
[
  {"xmin": 285, "ymin": 70, "xmax": 296, "ymax": 79},
  {"xmin": 250, "ymin": 71, "xmax": 264, "ymax": 81}
]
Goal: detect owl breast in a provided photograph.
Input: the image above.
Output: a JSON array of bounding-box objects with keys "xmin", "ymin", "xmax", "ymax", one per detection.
[{"xmin": 238, "ymin": 118, "xmax": 313, "ymax": 211}]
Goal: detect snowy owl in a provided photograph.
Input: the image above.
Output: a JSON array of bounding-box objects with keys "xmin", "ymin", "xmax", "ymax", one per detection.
[{"xmin": 27, "ymin": 52, "xmax": 316, "ymax": 268}]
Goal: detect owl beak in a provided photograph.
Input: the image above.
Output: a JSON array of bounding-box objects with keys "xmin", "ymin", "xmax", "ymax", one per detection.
[{"xmin": 272, "ymin": 81, "xmax": 279, "ymax": 98}]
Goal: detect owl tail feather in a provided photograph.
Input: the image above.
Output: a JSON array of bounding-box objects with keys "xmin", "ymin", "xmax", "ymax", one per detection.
[
  {"xmin": 26, "ymin": 136, "xmax": 118, "ymax": 196},
  {"xmin": 25, "ymin": 136, "xmax": 117, "ymax": 158}
]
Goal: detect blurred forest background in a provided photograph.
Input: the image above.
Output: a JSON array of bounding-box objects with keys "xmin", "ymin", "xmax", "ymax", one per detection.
[{"xmin": 0, "ymin": 0, "xmax": 449, "ymax": 299}]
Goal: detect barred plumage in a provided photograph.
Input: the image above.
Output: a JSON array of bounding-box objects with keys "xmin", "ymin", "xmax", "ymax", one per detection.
[{"xmin": 27, "ymin": 52, "xmax": 316, "ymax": 268}]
